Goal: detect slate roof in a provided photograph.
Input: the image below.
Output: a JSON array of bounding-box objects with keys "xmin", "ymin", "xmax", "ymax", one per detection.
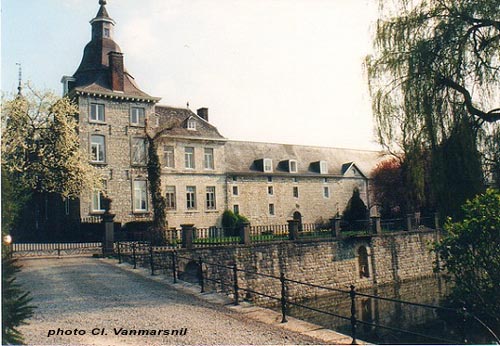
[
  {"xmin": 154, "ymin": 105, "xmax": 225, "ymax": 140},
  {"xmin": 224, "ymin": 141, "xmax": 385, "ymax": 178}
]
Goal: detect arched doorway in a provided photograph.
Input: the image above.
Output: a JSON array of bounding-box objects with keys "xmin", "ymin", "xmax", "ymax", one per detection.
[
  {"xmin": 293, "ymin": 211, "xmax": 303, "ymax": 231},
  {"xmin": 358, "ymin": 246, "xmax": 370, "ymax": 278},
  {"xmin": 179, "ymin": 260, "xmax": 201, "ymax": 284}
]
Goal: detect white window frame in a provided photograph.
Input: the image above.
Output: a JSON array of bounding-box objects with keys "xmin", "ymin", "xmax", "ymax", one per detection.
[
  {"xmin": 206, "ymin": 186, "xmax": 216, "ymax": 210},
  {"xmin": 133, "ymin": 180, "xmax": 148, "ymax": 212},
  {"xmin": 163, "ymin": 145, "xmax": 175, "ymax": 168},
  {"xmin": 289, "ymin": 160, "xmax": 298, "ymax": 173},
  {"xmin": 233, "ymin": 204, "xmax": 240, "ymax": 214},
  {"xmin": 90, "ymin": 135, "xmax": 106, "ymax": 163},
  {"xmin": 320, "ymin": 160, "xmax": 328, "ymax": 174},
  {"xmin": 186, "ymin": 186, "xmax": 196, "ymax": 210},
  {"xmin": 165, "ymin": 186, "xmax": 176, "ymax": 210},
  {"xmin": 130, "ymin": 107, "xmax": 145, "ymax": 126},
  {"xmin": 90, "ymin": 103, "xmax": 105, "ymax": 122},
  {"xmin": 185, "ymin": 147, "xmax": 195, "ymax": 169},
  {"xmin": 187, "ymin": 118, "xmax": 196, "ymax": 130},
  {"xmin": 204, "ymin": 148, "xmax": 214, "ymax": 170},
  {"xmin": 293, "ymin": 186, "xmax": 299, "ymax": 198},
  {"xmin": 232, "ymin": 186, "xmax": 239, "ymax": 196},
  {"xmin": 268, "ymin": 186, "xmax": 274, "ymax": 195},
  {"xmin": 263, "ymin": 158, "xmax": 273, "ymax": 173},
  {"xmin": 131, "ymin": 137, "xmax": 147, "ymax": 165},
  {"xmin": 323, "ymin": 186, "xmax": 330, "ymax": 198},
  {"xmin": 269, "ymin": 203, "xmax": 275, "ymax": 216}
]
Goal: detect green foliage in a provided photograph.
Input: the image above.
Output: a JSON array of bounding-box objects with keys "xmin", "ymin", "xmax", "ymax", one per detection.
[
  {"xmin": 372, "ymin": 157, "xmax": 406, "ymax": 217},
  {"xmin": 146, "ymin": 137, "xmax": 167, "ymax": 244},
  {"xmin": 342, "ymin": 188, "xmax": 368, "ymax": 222},
  {"xmin": 434, "ymin": 189, "xmax": 500, "ymax": 326},
  {"xmin": 1, "ymin": 168, "xmax": 31, "ymax": 235},
  {"xmin": 221, "ymin": 210, "xmax": 249, "ymax": 236},
  {"xmin": 367, "ymin": 0, "xmax": 500, "ymax": 218},
  {"xmin": 2, "ymin": 253, "xmax": 35, "ymax": 345}
]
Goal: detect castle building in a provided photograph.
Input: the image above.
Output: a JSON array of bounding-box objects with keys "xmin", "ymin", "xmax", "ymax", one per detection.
[{"xmin": 63, "ymin": 1, "xmax": 383, "ymax": 229}]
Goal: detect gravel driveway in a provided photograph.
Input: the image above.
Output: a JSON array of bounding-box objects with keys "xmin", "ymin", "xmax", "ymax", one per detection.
[{"xmin": 17, "ymin": 257, "xmax": 323, "ymax": 345}]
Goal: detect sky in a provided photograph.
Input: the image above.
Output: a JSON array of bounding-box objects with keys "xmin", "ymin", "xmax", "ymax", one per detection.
[{"xmin": 2, "ymin": 0, "xmax": 381, "ymax": 151}]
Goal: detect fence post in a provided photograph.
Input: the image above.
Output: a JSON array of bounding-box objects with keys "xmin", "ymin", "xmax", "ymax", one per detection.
[
  {"xmin": 117, "ymin": 242, "xmax": 122, "ymax": 263},
  {"xmin": 280, "ymin": 272, "xmax": 288, "ymax": 323},
  {"xmin": 239, "ymin": 222, "xmax": 251, "ymax": 245},
  {"xmin": 233, "ymin": 264, "xmax": 239, "ymax": 305},
  {"xmin": 371, "ymin": 215, "xmax": 381, "ymax": 235},
  {"xmin": 181, "ymin": 224, "xmax": 194, "ymax": 250},
  {"xmin": 132, "ymin": 243, "xmax": 137, "ymax": 269},
  {"xmin": 57, "ymin": 244, "xmax": 61, "ymax": 258},
  {"xmin": 287, "ymin": 219, "xmax": 299, "ymax": 240},
  {"xmin": 350, "ymin": 285, "xmax": 357, "ymax": 345},
  {"xmin": 149, "ymin": 243, "xmax": 155, "ymax": 276},
  {"xmin": 172, "ymin": 251, "xmax": 177, "ymax": 283},
  {"xmin": 406, "ymin": 214, "xmax": 413, "ymax": 231},
  {"xmin": 102, "ymin": 211, "xmax": 116, "ymax": 256},
  {"xmin": 198, "ymin": 256, "xmax": 205, "ymax": 293}
]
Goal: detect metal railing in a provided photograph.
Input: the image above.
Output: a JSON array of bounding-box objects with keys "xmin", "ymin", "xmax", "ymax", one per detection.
[
  {"xmin": 11, "ymin": 242, "xmax": 102, "ymax": 257},
  {"xmin": 115, "ymin": 247, "xmax": 500, "ymax": 345}
]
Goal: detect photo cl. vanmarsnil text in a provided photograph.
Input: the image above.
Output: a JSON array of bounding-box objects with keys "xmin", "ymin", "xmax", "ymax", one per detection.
[{"xmin": 47, "ymin": 327, "xmax": 188, "ymax": 337}]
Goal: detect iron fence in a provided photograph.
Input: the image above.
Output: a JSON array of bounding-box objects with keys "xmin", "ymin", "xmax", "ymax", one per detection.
[
  {"xmin": 118, "ymin": 247, "xmax": 499, "ymax": 345},
  {"xmin": 11, "ymin": 242, "xmax": 102, "ymax": 257}
]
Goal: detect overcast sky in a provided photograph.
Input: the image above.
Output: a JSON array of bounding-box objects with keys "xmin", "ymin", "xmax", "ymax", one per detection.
[{"xmin": 2, "ymin": 0, "xmax": 381, "ymax": 150}]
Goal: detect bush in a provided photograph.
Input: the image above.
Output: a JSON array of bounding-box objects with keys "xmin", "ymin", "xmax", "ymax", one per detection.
[
  {"xmin": 434, "ymin": 189, "xmax": 500, "ymax": 328},
  {"xmin": 343, "ymin": 188, "xmax": 368, "ymax": 222},
  {"xmin": 222, "ymin": 210, "xmax": 249, "ymax": 236},
  {"xmin": 2, "ymin": 252, "xmax": 35, "ymax": 345}
]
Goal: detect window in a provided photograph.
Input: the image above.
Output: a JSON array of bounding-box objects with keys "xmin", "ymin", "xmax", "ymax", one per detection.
[
  {"xmin": 320, "ymin": 161, "xmax": 328, "ymax": 174},
  {"xmin": 133, "ymin": 180, "xmax": 148, "ymax": 212},
  {"xmin": 232, "ymin": 186, "xmax": 239, "ymax": 196},
  {"xmin": 358, "ymin": 246, "xmax": 370, "ymax": 278},
  {"xmin": 204, "ymin": 148, "xmax": 214, "ymax": 170},
  {"xmin": 289, "ymin": 160, "xmax": 298, "ymax": 173},
  {"xmin": 91, "ymin": 183, "xmax": 107, "ymax": 213},
  {"xmin": 269, "ymin": 203, "xmax": 275, "ymax": 216},
  {"xmin": 165, "ymin": 186, "xmax": 176, "ymax": 210},
  {"xmin": 323, "ymin": 177, "xmax": 329, "ymax": 184},
  {"xmin": 293, "ymin": 177, "xmax": 299, "ymax": 183},
  {"xmin": 233, "ymin": 204, "xmax": 240, "ymax": 214},
  {"xmin": 132, "ymin": 138, "xmax": 147, "ymax": 165},
  {"xmin": 90, "ymin": 135, "xmax": 106, "ymax": 163},
  {"xmin": 264, "ymin": 158, "xmax": 273, "ymax": 172},
  {"xmin": 186, "ymin": 186, "xmax": 196, "ymax": 209},
  {"xmin": 267, "ymin": 176, "xmax": 273, "ymax": 183},
  {"xmin": 163, "ymin": 146, "xmax": 175, "ymax": 168},
  {"xmin": 187, "ymin": 118, "xmax": 196, "ymax": 130},
  {"xmin": 185, "ymin": 147, "xmax": 195, "ymax": 169},
  {"xmin": 130, "ymin": 107, "xmax": 145, "ymax": 126},
  {"xmin": 232, "ymin": 176, "xmax": 238, "ymax": 182},
  {"xmin": 103, "ymin": 27, "xmax": 110, "ymax": 38},
  {"xmin": 268, "ymin": 186, "xmax": 274, "ymax": 195},
  {"xmin": 90, "ymin": 103, "xmax": 105, "ymax": 122},
  {"xmin": 293, "ymin": 186, "xmax": 299, "ymax": 198},
  {"xmin": 323, "ymin": 186, "xmax": 330, "ymax": 198},
  {"xmin": 206, "ymin": 186, "xmax": 216, "ymax": 210}
]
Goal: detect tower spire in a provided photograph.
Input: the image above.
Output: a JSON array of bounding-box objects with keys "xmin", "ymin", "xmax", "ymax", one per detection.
[{"xmin": 16, "ymin": 63, "xmax": 22, "ymax": 96}]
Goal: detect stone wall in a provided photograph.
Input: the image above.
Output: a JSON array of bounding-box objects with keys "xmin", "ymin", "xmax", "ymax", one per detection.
[{"xmin": 175, "ymin": 230, "xmax": 439, "ymax": 303}]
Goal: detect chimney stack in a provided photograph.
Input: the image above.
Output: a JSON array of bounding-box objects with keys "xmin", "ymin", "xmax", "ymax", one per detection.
[
  {"xmin": 197, "ymin": 107, "xmax": 208, "ymax": 122},
  {"xmin": 108, "ymin": 51, "xmax": 124, "ymax": 92}
]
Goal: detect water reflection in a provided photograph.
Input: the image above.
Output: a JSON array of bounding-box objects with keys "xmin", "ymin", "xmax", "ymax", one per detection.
[{"xmin": 283, "ymin": 276, "xmax": 494, "ymax": 344}]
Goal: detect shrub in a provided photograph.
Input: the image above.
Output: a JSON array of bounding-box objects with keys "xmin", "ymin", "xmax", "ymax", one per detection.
[
  {"xmin": 343, "ymin": 187, "xmax": 368, "ymax": 222},
  {"xmin": 222, "ymin": 210, "xmax": 249, "ymax": 236}
]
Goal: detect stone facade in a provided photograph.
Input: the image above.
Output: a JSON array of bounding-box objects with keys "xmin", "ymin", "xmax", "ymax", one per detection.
[{"xmin": 64, "ymin": 1, "xmax": 385, "ymax": 231}]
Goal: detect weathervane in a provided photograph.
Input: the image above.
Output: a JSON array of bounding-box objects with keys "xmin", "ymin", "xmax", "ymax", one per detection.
[{"xmin": 16, "ymin": 63, "xmax": 22, "ymax": 96}]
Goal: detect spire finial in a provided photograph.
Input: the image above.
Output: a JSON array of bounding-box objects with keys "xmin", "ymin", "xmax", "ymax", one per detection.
[
  {"xmin": 16, "ymin": 63, "xmax": 22, "ymax": 96},
  {"xmin": 99, "ymin": 0, "xmax": 107, "ymax": 5}
]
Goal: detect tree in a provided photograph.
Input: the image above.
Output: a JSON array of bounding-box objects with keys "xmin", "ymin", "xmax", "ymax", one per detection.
[
  {"xmin": 2, "ymin": 252, "xmax": 35, "ymax": 345},
  {"xmin": 342, "ymin": 188, "xmax": 368, "ymax": 223},
  {"xmin": 366, "ymin": 0, "xmax": 499, "ymax": 219},
  {"xmin": 1, "ymin": 86, "xmax": 101, "ymax": 238},
  {"xmin": 434, "ymin": 189, "xmax": 500, "ymax": 328},
  {"xmin": 371, "ymin": 158, "xmax": 406, "ymax": 218},
  {"xmin": 146, "ymin": 136, "xmax": 167, "ymax": 244}
]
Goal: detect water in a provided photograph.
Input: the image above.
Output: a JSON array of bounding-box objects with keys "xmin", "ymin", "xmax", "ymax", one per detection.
[{"xmin": 281, "ymin": 276, "xmax": 496, "ymax": 344}]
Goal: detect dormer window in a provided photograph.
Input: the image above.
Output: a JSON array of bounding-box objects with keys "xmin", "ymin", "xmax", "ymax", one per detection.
[
  {"xmin": 264, "ymin": 158, "xmax": 273, "ymax": 173},
  {"xmin": 320, "ymin": 161, "xmax": 328, "ymax": 174},
  {"xmin": 289, "ymin": 160, "xmax": 298, "ymax": 173},
  {"xmin": 187, "ymin": 118, "xmax": 196, "ymax": 130},
  {"xmin": 103, "ymin": 28, "xmax": 110, "ymax": 38}
]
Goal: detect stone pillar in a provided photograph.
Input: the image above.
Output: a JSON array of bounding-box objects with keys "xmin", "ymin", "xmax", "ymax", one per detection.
[
  {"xmin": 330, "ymin": 217, "xmax": 342, "ymax": 238},
  {"xmin": 181, "ymin": 224, "xmax": 194, "ymax": 250},
  {"xmin": 371, "ymin": 216, "xmax": 382, "ymax": 235},
  {"xmin": 288, "ymin": 219, "xmax": 299, "ymax": 240},
  {"xmin": 406, "ymin": 214, "xmax": 413, "ymax": 231},
  {"xmin": 239, "ymin": 222, "xmax": 251, "ymax": 245},
  {"xmin": 102, "ymin": 213, "xmax": 115, "ymax": 255},
  {"xmin": 434, "ymin": 212, "xmax": 440, "ymax": 230}
]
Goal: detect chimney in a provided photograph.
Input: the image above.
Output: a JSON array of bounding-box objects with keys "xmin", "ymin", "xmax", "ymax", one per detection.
[
  {"xmin": 197, "ymin": 107, "xmax": 208, "ymax": 122},
  {"xmin": 108, "ymin": 51, "xmax": 124, "ymax": 92}
]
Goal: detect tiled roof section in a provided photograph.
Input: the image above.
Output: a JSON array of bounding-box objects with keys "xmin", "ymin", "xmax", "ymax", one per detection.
[
  {"xmin": 224, "ymin": 141, "xmax": 385, "ymax": 178},
  {"xmin": 154, "ymin": 105, "xmax": 225, "ymax": 140},
  {"xmin": 96, "ymin": 4, "xmax": 110, "ymax": 19}
]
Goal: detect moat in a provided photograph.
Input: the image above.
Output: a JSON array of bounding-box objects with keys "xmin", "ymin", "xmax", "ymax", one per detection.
[{"xmin": 278, "ymin": 276, "xmax": 496, "ymax": 344}]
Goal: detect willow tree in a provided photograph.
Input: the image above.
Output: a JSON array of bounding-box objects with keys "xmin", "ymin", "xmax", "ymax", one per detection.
[{"xmin": 366, "ymin": 0, "xmax": 500, "ymax": 219}]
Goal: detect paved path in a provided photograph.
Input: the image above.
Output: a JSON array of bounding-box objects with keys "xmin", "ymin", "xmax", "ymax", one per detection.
[{"xmin": 17, "ymin": 257, "xmax": 324, "ymax": 345}]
